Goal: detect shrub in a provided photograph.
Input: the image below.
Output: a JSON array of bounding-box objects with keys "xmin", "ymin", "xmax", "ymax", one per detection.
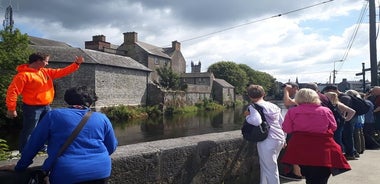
[
  {"xmin": 101, "ymin": 105, "xmax": 148, "ymax": 123},
  {"xmin": 0, "ymin": 139, "xmax": 11, "ymax": 161}
]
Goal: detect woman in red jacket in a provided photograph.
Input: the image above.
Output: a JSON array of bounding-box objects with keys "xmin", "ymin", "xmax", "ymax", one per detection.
[{"xmin": 281, "ymin": 88, "xmax": 351, "ymax": 184}]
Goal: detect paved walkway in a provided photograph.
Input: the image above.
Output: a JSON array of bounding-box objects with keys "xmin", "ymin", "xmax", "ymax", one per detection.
[{"xmin": 280, "ymin": 149, "xmax": 380, "ymax": 184}]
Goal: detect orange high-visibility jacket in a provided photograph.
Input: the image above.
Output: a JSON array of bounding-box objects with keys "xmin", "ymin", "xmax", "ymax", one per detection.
[{"xmin": 6, "ymin": 63, "xmax": 80, "ymax": 111}]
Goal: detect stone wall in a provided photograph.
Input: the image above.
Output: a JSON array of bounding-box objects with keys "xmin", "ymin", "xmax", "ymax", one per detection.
[
  {"xmin": 147, "ymin": 83, "xmax": 212, "ymax": 107},
  {"xmin": 50, "ymin": 63, "xmax": 149, "ymax": 109},
  {"xmin": 110, "ymin": 130, "xmax": 260, "ymax": 184},
  {"xmin": 94, "ymin": 65, "xmax": 148, "ymax": 107},
  {"xmin": 52, "ymin": 63, "xmax": 96, "ymax": 108},
  {"xmin": 0, "ymin": 131, "xmax": 261, "ymax": 184}
]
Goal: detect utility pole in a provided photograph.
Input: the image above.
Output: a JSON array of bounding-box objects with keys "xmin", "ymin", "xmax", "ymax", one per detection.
[
  {"xmin": 369, "ymin": 0, "xmax": 378, "ymax": 86},
  {"xmin": 356, "ymin": 63, "xmax": 370, "ymax": 92},
  {"xmin": 333, "ymin": 60, "xmax": 343, "ymax": 84},
  {"xmin": 3, "ymin": 5, "xmax": 14, "ymax": 31},
  {"xmin": 332, "ymin": 69, "xmax": 337, "ymax": 84}
]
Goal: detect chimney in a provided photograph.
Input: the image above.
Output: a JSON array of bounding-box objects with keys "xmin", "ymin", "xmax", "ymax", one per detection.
[
  {"xmin": 172, "ymin": 40, "xmax": 181, "ymax": 51},
  {"xmin": 93, "ymin": 35, "xmax": 106, "ymax": 42},
  {"xmin": 85, "ymin": 35, "xmax": 110, "ymax": 51},
  {"xmin": 124, "ymin": 32, "xmax": 138, "ymax": 44}
]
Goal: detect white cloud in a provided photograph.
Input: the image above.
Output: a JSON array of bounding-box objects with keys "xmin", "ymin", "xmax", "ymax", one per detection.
[{"xmin": 7, "ymin": 0, "xmax": 379, "ymax": 84}]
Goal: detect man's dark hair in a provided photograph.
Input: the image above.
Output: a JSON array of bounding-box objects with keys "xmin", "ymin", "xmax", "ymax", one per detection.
[
  {"xmin": 322, "ymin": 85, "xmax": 338, "ymax": 93},
  {"xmin": 286, "ymin": 82, "xmax": 299, "ymax": 89},
  {"xmin": 64, "ymin": 86, "xmax": 98, "ymax": 107},
  {"xmin": 29, "ymin": 52, "xmax": 50, "ymax": 64},
  {"xmin": 303, "ymin": 83, "xmax": 318, "ymax": 91}
]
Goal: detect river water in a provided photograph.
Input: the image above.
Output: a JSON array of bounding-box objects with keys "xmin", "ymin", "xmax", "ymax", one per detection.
[
  {"xmin": 114, "ymin": 101, "xmax": 286, "ymax": 146},
  {"xmin": 2, "ymin": 101, "xmax": 286, "ymax": 150},
  {"xmin": 113, "ymin": 106, "xmax": 246, "ymax": 146}
]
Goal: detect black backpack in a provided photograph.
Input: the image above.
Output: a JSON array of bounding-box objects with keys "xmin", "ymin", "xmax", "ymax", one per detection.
[
  {"xmin": 348, "ymin": 95, "xmax": 370, "ymax": 115},
  {"xmin": 241, "ymin": 104, "xmax": 270, "ymax": 142}
]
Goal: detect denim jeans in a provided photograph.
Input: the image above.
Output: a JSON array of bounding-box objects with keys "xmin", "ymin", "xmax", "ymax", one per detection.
[
  {"xmin": 342, "ymin": 118, "xmax": 357, "ymax": 156},
  {"xmin": 333, "ymin": 122, "xmax": 345, "ymax": 152},
  {"xmin": 18, "ymin": 104, "xmax": 51, "ymax": 152}
]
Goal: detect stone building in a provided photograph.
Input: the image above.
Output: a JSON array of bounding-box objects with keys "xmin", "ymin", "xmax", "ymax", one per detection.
[
  {"xmin": 337, "ymin": 78, "xmax": 370, "ymax": 92},
  {"xmin": 29, "ymin": 33, "xmax": 236, "ymax": 108},
  {"xmin": 181, "ymin": 61, "xmax": 235, "ymax": 106},
  {"xmin": 180, "ymin": 72, "xmax": 214, "ymax": 103},
  {"xmin": 85, "ymin": 32, "xmax": 235, "ymax": 106},
  {"xmin": 212, "ymin": 79, "xmax": 235, "ymax": 106},
  {"xmin": 29, "ymin": 36, "xmax": 151, "ymax": 110},
  {"xmin": 85, "ymin": 32, "xmax": 186, "ymax": 82}
]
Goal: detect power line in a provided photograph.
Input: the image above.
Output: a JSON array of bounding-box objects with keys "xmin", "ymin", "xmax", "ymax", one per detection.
[
  {"xmin": 333, "ymin": 0, "xmax": 368, "ymax": 85},
  {"xmin": 337, "ymin": 1, "xmax": 368, "ymax": 71},
  {"xmin": 179, "ymin": 0, "xmax": 335, "ymax": 44}
]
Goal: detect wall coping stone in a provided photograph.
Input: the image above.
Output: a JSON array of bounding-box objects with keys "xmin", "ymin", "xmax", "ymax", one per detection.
[{"xmin": 0, "ymin": 130, "xmax": 261, "ymax": 184}]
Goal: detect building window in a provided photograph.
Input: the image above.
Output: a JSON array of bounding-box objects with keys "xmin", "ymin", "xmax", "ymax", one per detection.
[{"xmin": 154, "ymin": 58, "xmax": 159, "ymax": 65}]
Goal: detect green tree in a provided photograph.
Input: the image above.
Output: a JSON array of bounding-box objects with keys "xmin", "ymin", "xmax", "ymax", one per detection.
[
  {"xmin": 238, "ymin": 64, "xmax": 277, "ymax": 96},
  {"xmin": 0, "ymin": 27, "xmax": 33, "ymax": 126},
  {"xmin": 156, "ymin": 64, "xmax": 180, "ymax": 90},
  {"xmin": 207, "ymin": 61, "xmax": 248, "ymax": 94}
]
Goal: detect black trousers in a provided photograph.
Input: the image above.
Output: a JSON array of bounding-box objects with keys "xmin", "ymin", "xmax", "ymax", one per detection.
[
  {"xmin": 363, "ymin": 123, "xmax": 380, "ymax": 149},
  {"xmin": 75, "ymin": 177, "xmax": 109, "ymax": 184},
  {"xmin": 300, "ymin": 165, "xmax": 331, "ymax": 184}
]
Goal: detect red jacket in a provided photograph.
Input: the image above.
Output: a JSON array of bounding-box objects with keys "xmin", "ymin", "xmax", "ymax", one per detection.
[{"xmin": 281, "ymin": 132, "xmax": 351, "ymax": 175}]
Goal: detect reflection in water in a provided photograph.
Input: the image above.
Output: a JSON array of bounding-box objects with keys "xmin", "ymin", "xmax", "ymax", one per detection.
[
  {"xmin": 113, "ymin": 106, "xmax": 246, "ymax": 146},
  {"xmin": 2, "ymin": 101, "xmax": 285, "ymax": 150}
]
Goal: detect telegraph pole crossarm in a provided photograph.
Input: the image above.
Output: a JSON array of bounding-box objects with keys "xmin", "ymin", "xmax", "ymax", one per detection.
[
  {"xmin": 356, "ymin": 62, "xmax": 380, "ymax": 91},
  {"xmin": 356, "ymin": 63, "xmax": 370, "ymax": 91}
]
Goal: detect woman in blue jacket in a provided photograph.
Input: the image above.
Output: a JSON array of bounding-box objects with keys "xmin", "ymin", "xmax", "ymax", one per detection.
[{"xmin": 0, "ymin": 86, "xmax": 118, "ymax": 184}]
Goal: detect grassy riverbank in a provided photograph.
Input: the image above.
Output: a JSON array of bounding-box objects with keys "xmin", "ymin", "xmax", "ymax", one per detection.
[{"xmin": 101, "ymin": 99, "xmax": 230, "ymax": 125}]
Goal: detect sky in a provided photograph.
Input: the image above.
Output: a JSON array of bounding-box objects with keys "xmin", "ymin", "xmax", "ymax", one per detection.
[{"xmin": 3, "ymin": 0, "xmax": 379, "ymax": 84}]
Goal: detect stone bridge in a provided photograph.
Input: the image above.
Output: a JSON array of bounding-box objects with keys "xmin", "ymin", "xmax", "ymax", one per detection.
[{"xmin": 0, "ymin": 130, "xmax": 261, "ymax": 184}]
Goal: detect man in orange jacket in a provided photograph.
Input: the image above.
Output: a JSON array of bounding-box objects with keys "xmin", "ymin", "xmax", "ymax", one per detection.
[{"xmin": 5, "ymin": 52, "xmax": 84, "ymax": 152}]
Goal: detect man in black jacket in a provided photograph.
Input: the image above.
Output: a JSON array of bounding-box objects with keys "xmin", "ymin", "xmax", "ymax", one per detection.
[{"xmin": 322, "ymin": 85, "xmax": 358, "ymax": 160}]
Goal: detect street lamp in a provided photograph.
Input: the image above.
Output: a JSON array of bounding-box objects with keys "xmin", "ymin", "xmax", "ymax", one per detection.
[{"xmin": 332, "ymin": 60, "xmax": 343, "ymax": 84}]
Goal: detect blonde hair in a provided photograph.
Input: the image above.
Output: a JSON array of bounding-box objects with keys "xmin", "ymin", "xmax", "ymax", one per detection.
[
  {"xmin": 346, "ymin": 89, "xmax": 360, "ymax": 98},
  {"xmin": 295, "ymin": 88, "xmax": 321, "ymax": 105},
  {"xmin": 324, "ymin": 92, "xmax": 338, "ymax": 105}
]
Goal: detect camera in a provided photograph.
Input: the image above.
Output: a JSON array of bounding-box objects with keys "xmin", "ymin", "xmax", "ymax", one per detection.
[{"xmin": 281, "ymin": 84, "xmax": 287, "ymax": 88}]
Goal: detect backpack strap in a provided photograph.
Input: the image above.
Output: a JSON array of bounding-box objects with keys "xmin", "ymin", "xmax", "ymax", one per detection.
[
  {"xmin": 252, "ymin": 103, "xmax": 266, "ymax": 122},
  {"xmin": 47, "ymin": 111, "xmax": 93, "ymax": 172}
]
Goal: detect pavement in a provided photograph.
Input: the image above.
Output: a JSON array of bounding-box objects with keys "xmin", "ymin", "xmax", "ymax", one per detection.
[{"xmin": 280, "ymin": 149, "xmax": 380, "ymax": 184}]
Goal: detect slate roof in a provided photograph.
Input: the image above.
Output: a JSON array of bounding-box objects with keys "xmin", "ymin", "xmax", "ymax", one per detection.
[
  {"xmin": 135, "ymin": 41, "xmax": 171, "ymax": 59},
  {"xmin": 83, "ymin": 49, "xmax": 151, "ymax": 72},
  {"xmin": 214, "ymin": 78, "xmax": 234, "ymax": 88},
  {"xmin": 30, "ymin": 45, "xmax": 151, "ymax": 72},
  {"xmin": 29, "ymin": 36, "xmax": 151, "ymax": 72},
  {"xmin": 29, "ymin": 36, "xmax": 72, "ymax": 47}
]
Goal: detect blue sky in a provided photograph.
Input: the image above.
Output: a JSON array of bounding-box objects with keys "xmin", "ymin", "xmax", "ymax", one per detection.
[
  {"xmin": 299, "ymin": 13, "xmax": 358, "ymax": 36},
  {"xmin": 3, "ymin": 0, "xmax": 378, "ymax": 84}
]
